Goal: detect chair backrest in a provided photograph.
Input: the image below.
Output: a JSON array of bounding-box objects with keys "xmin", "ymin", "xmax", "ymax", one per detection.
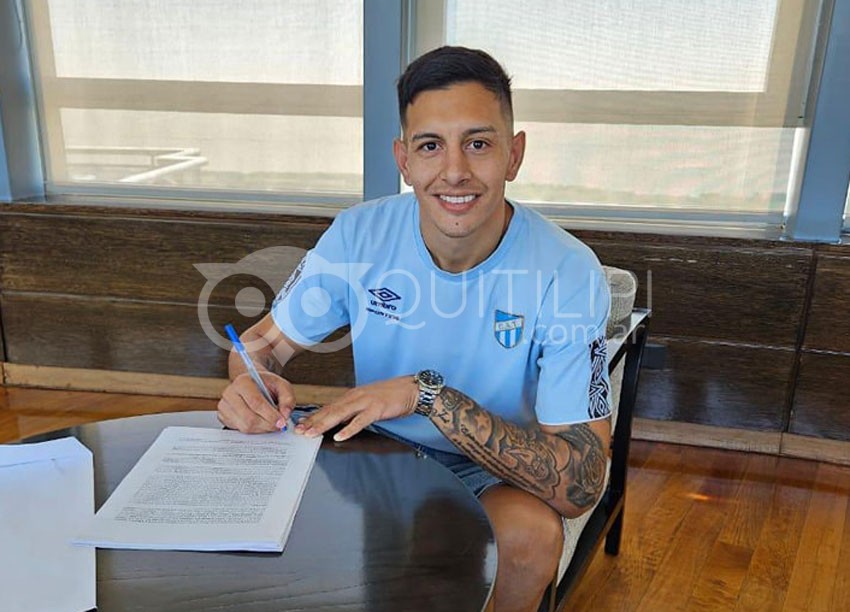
[{"xmin": 604, "ymin": 266, "xmax": 638, "ymax": 338}]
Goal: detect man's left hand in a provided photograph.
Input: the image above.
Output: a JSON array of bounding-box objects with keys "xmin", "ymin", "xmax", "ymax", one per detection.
[{"xmin": 294, "ymin": 376, "xmax": 419, "ymax": 441}]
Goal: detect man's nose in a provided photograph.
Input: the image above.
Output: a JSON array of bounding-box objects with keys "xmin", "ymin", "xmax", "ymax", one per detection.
[{"xmin": 440, "ymin": 145, "xmax": 471, "ymax": 185}]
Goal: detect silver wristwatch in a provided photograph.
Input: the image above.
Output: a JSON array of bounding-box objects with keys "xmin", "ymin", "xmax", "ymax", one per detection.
[{"xmin": 413, "ymin": 369, "xmax": 445, "ymax": 417}]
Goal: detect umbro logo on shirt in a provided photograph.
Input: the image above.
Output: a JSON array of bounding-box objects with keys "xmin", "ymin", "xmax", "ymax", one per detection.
[
  {"xmin": 367, "ymin": 287, "xmax": 402, "ymax": 319},
  {"xmin": 368, "ymin": 287, "xmax": 401, "ymax": 303}
]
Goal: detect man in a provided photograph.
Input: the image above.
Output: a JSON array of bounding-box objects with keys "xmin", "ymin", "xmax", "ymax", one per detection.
[{"xmin": 218, "ymin": 46, "xmax": 611, "ymax": 612}]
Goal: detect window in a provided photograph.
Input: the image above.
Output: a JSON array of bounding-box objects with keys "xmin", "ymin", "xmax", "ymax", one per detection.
[
  {"xmin": 11, "ymin": 0, "xmax": 844, "ymax": 239},
  {"xmin": 414, "ymin": 0, "xmax": 823, "ymax": 223},
  {"xmin": 25, "ymin": 0, "xmax": 363, "ymax": 198}
]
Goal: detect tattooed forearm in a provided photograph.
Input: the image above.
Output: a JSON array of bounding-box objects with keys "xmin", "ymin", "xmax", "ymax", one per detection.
[
  {"xmin": 556, "ymin": 425, "xmax": 607, "ymax": 510},
  {"xmin": 433, "ymin": 387, "xmax": 608, "ymax": 517}
]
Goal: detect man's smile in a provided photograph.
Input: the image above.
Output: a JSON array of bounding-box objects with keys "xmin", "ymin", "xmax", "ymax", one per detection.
[
  {"xmin": 439, "ymin": 194, "xmax": 476, "ymax": 204},
  {"xmin": 436, "ymin": 193, "xmax": 480, "ymax": 212}
]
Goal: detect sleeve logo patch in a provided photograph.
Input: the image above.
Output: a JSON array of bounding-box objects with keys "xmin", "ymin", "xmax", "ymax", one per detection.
[{"xmin": 588, "ymin": 335, "xmax": 611, "ymax": 418}]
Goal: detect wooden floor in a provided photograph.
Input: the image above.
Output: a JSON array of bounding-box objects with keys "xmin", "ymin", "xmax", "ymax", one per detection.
[{"xmin": 2, "ymin": 385, "xmax": 849, "ymax": 611}]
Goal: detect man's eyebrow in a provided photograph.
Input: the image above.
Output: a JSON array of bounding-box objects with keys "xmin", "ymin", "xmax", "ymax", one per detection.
[
  {"xmin": 410, "ymin": 126, "xmax": 498, "ymax": 142},
  {"xmin": 410, "ymin": 132, "xmax": 442, "ymax": 142}
]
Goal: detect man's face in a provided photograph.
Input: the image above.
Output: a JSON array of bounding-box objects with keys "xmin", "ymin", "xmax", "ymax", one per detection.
[{"xmin": 393, "ymin": 81, "xmax": 525, "ymax": 249}]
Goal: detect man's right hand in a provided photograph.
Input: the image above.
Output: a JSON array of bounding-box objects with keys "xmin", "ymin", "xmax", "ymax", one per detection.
[{"xmin": 217, "ymin": 371, "xmax": 297, "ymax": 433}]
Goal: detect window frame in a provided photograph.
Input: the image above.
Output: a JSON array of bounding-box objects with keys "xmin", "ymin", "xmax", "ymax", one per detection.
[{"xmin": 786, "ymin": 0, "xmax": 850, "ymax": 241}]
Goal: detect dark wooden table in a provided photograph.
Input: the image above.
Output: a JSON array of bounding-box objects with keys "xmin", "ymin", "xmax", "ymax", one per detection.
[{"xmin": 28, "ymin": 411, "xmax": 496, "ymax": 611}]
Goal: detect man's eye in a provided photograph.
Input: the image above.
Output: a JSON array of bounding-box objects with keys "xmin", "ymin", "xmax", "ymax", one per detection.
[
  {"xmin": 420, "ymin": 142, "xmax": 439, "ymax": 152},
  {"xmin": 469, "ymin": 140, "xmax": 488, "ymax": 150}
]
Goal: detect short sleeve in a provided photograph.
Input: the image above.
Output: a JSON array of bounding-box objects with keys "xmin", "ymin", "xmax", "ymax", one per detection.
[
  {"xmin": 534, "ymin": 262, "xmax": 612, "ymax": 425},
  {"xmin": 270, "ymin": 217, "xmax": 352, "ymax": 346}
]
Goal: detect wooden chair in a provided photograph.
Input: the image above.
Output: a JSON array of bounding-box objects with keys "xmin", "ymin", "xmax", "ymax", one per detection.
[{"xmin": 539, "ymin": 268, "xmax": 651, "ymax": 612}]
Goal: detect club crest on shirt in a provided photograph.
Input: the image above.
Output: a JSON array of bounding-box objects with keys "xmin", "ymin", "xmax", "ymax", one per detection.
[{"xmin": 494, "ymin": 310, "xmax": 524, "ymax": 349}]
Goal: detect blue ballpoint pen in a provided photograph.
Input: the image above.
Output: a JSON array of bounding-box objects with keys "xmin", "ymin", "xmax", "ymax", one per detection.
[{"xmin": 225, "ymin": 324, "xmax": 291, "ymax": 432}]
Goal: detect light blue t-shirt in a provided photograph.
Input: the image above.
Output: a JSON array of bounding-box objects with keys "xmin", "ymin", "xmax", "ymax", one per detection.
[{"xmin": 271, "ymin": 193, "xmax": 611, "ymax": 454}]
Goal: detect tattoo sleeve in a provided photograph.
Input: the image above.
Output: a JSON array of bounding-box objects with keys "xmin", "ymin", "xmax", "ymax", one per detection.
[{"xmin": 432, "ymin": 387, "xmax": 608, "ymax": 517}]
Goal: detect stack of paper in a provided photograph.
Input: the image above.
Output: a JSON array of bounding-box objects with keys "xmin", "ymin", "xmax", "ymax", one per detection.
[
  {"xmin": 0, "ymin": 437, "xmax": 96, "ymax": 612},
  {"xmin": 74, "ymin": 426, "xmax": 322, "ymax": 552}
]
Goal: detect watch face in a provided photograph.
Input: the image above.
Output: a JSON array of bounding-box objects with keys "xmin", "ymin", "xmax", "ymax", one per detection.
[{"xmin": 418, "ymin": 369, "xmax": 444, "ymax": 387}]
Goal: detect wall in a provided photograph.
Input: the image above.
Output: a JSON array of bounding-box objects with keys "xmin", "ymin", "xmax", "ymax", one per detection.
[
  {"xmin": 0, "ymin": 203, "xmax": 351, "ymax": 386},
  {"xmin": 0, "ymin": 201, "xmax": 847, "ymax": 445}
]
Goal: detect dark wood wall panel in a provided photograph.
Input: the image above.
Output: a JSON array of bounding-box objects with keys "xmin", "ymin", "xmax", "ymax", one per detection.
[
  {"xmin": 4, "ymin": 202, "xmax": 850, "ymax": 441},
  {"xmin": 0, "ymin": 293, "xmax": 354, "ymax": 386},
  {"xmin": 803, "ymin": 254, "xmax": 850, "ymax": 353},
  {"xmin": 0, "ymin": 309, "xmax": 5, "ymax": 362},
  {"xmin": 581, "ymin": 238, "xmax": 812, "ymax": 347},
  {"xmin": 0, "ymin": 211, "xmax": 329, "ymax": 304},
  {"xmin": 635, "ymin": 336, "xmax": 795, "ymax": 431},
  {"xmin": 790, "ymin": 352, "xmax": 850, "ymax": 441}
]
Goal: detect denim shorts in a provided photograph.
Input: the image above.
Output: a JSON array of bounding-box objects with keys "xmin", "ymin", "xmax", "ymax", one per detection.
[{"xmin": 370, "ymin": 425, "xmax": 504, "ymax": 498}]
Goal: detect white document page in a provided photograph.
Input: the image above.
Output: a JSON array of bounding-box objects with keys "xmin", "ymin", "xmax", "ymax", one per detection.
[
  {"xmin": 74, "ymin": 426, "xmax": 321, "ymax": 552},
  {"xmin": 0, "ymin": 437, "xmax": 96, "ymax": 612}
]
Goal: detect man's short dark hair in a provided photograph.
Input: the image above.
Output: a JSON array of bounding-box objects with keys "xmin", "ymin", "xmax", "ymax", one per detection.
[{"xmin": 397, "ymin": 46, "xmax": 513, "ymax": 128}]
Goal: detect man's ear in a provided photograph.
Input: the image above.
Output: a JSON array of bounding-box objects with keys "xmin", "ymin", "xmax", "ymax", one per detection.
[
  {"xmin": 506, "ymin": 130, "xmax": 526, "ymax": 182},
  {"xmin": 393, "ymin": 138, "xmax": 413, "ymax": 186}
]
